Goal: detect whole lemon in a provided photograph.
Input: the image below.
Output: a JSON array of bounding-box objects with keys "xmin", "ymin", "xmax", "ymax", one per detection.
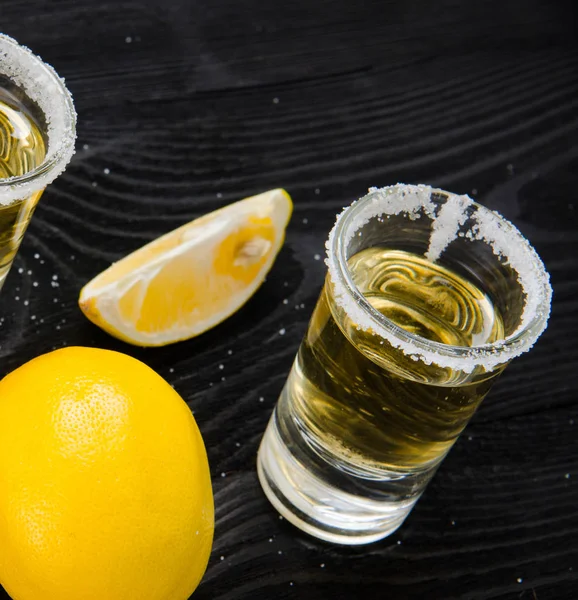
[{"xmin": 0, "ymin": 347, "xmax": 214, "ymax": 600}]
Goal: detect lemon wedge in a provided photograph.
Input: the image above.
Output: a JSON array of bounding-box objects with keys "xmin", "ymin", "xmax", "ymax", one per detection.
[{"xmin": 79, "ymin": 189, "xmax": 292, "ymax": 346}]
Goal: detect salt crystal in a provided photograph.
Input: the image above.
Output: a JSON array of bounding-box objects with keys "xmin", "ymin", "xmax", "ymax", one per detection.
[
  {"xmin": 103, "ymin": 168, "xmax": 110, "ymax": 175},
  {"xmin": 325, "ymin": 184, "xmax": 552, "ymax": 374},
  {"xmin": 273, "ymin": 97, "xmax": 279, "ymax": 104},
  {"xmin": 279, "ymin": 328, "xmax": 286, "ymax": 335},
  {"xmin": 125, "ymin": 36, "xmax": 132, "ymax": 43},
  {"xmin": 0, "ymin": 34, "xmax": 76, "ymax": 207},
  {"xmin": 425, "ymin": 193, "xmax": 471, "ymax": 263}
]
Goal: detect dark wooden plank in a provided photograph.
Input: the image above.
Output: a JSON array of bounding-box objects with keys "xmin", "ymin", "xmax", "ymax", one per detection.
[{"xmin": 1, "ymin": 0, "xmax": 578, "ymax": 598}]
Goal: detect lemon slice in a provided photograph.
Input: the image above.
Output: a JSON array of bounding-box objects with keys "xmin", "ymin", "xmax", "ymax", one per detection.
[{"xmin": 79, "ymin": 189, "xmax": 292, "ymax": 346}]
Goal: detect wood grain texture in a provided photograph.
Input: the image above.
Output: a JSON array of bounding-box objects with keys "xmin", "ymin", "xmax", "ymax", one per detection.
[{"xmin": 1, "ymin": 0, "xmax": 578, "ymax": 598}]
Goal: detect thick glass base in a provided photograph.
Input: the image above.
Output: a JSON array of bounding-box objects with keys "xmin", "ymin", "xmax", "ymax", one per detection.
[{"xmin": 257, "ymin": 405, "xmax": 439, "ymax": 545}]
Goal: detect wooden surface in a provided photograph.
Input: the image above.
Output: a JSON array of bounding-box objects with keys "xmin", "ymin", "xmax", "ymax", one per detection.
[{"xmin": 2, "ymin": 1, "xmax": 578, "ymax": 598}]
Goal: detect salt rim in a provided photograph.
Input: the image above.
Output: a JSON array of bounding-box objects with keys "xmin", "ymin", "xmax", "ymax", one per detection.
[
  {"xmin": 0, "ymin": 34, "xmax": 76, "ymax": 205},
  {"xmin": 325, "ymin": 184, "xmax": 553, "ymax": 373}
]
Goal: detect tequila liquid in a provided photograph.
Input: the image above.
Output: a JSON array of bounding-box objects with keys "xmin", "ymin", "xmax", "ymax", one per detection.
[
  {"xmin": 289, "ymin": 248, "xmax": 504, "ymax": 473},
  {"xmin": 0, "ymin": 83, "xmax": 46, "ymax": 290},
  {"xmin": 259, "ymin": 247, "xmax": 507, "ymax": 543}
]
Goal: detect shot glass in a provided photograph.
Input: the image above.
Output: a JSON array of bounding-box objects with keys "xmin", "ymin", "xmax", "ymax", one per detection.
[
  {"xmin": 258, "ymin": 184, "xmax": 552, "ymax": 544},
  {"xmin": 0, "ymin": 34, "xmax": 76, "ymax": 293}
]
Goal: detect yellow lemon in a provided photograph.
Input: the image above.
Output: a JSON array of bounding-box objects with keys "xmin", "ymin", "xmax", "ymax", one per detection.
[
  {"xmin": 79, "ymin": 188, "xmax": 293, "ymax": 346},
  {"xmin": 0, "ymin": 347, "xmax": 214, "ymax": 600}
]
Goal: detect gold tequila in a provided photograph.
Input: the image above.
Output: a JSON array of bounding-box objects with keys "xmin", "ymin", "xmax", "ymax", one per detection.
[
  {"xmin": 289, "ymin": 248, "xmax": 505, "ymax": 473},
  {"xmin": 0, "ymin": 83, "xmax": 46, "ymax": 288}
]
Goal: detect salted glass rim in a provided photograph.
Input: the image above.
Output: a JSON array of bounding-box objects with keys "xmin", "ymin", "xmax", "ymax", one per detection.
[
  {"xmin": 326, "ymin": 184, "xmax": 552, "ymax": 372},
  {"xmin": 0, "ymin": 34, "xmax": 76, "ymax": 203}
]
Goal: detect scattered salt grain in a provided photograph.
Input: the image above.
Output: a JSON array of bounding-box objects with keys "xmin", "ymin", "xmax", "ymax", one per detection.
[{"xmin": 279, "ymin": 328, "xmax": 286, "ymax": 335}]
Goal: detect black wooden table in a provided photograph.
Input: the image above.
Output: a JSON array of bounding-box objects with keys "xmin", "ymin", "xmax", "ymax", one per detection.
[{"xmin": 2, "ymin": 1, "xmax": 578, "ymax": 598}]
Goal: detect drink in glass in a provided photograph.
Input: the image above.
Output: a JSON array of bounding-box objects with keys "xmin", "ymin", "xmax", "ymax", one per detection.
[
  {"xmin": 258, "ymin": 184, "xmax": 552, "ymax": 544},
  {"xmin": 0, "ymin": 34, "xmax": 76, "ymax": 292}
]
